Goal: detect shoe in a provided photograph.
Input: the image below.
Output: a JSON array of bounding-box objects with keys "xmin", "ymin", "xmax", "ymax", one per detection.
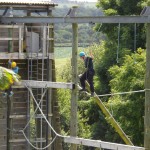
[
  {"xmin": 79, "ymin": 88, "xmax": 87, "ymax": 92},
  {"xmin": 9, "ymin": 91, "xmax": 14, "ymax": 97},
  {"xmin": 2, "ymin": 92, "xmax": 7, "ymax": 98},
  {"xmin": 91, "ymin": 92, "xmax": 95, "ymax": 97}
]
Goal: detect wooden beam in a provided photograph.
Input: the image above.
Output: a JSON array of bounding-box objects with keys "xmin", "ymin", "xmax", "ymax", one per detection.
[
  {"xmin": 9, "ymin": 115, "xmax": 26, "ymax": 119},
  {"xmin": 20, "ymin": 80, "xmax": 74, "ymax": 89},
  {"xmin": 64, "ymin": 136, "xmax": 145, "ymax": 150},
  {"xmin": 85, "ymin": 81, "xmax": 133, "ymax": 145},
  {"xmin": 0, "ymin": 52, "xmax": 54, "ymax": 60},
  {"xmin": 0, "ymin": 37, "xmax": 23, "ymax": 40},
  {"xmin": 9, "ymin": 139, "xmax": 26, "ymax": 143},
  {"xmin": 1, "ymin": 16, "xmax": 150, "ymax": 24}
]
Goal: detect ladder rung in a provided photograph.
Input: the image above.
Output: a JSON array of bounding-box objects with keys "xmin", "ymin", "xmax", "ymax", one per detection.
[
  {"xmin": 32, "ymin": 138, "xmax": 46, "ymax": 143},
  {"xmin": 9, "ymin": 115, "xmax": 26, "ymax": 119},
  {"xmin": 9, "ymin": 139, "xmax": 26, "ymax": 143}
]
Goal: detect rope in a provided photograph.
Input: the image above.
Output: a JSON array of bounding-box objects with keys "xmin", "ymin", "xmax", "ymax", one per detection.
[
  {"xmin": 133, "ymin": 23, "xmax": 137, "ymax": 64},
  {"xmin": 134, "ymin": 23, "xmax": 137, "ymax": 52},
  {"xmin": 116, "ymin": 23, "xmax": 120, "ymax": 63},
  {"xmin": 17, "ymin": 83, "xmax": 67, "ymax": 150},
  {"xmin": 97, "ymin": 89, "xmax": 145, "ymax": 97},
  {"xmin": 22, "ymin": 84, "xmax": 48, "ymax": 131},
  {"xmin": 26, "ymin": 85, "xmax": 61, "ymax": 136},
  {"xmin": 4, "ymin": 81, "xmax": 66, "ymax": 150},
  {"xmin": 21, "ymin": 130, "xmax": 57, "ymax": 150}
]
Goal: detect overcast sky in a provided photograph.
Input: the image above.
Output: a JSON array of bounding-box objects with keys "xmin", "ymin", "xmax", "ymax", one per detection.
[{"xmin": 70, "ymin": 0, "xmax": 97, "ymax": 2}]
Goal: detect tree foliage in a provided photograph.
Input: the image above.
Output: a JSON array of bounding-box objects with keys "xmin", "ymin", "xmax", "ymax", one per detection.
[{"xmin": 107, "ymin": 48, "xmax": 145, "ymax": 145}]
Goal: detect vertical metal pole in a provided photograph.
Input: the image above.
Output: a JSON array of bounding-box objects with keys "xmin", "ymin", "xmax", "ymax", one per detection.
[
  {"xmin": 70, "ymin": 21, "xmax": 78, "ymax": 150},
  {"xmin": 145, "ymin": 23, "xmax": 150, "ymax": 150}
]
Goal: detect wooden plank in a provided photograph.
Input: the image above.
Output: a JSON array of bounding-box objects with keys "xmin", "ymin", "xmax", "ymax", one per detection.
[
  {"xmin": 64, "ymin": 137, "xmax": 145, "ymax": 150},
  {"xmin": 20, "ymin": 80, "xmax": 74, "ymax": 89},
  {"xmin": 85, "ymin": 81, "xmax": 133, "ymax": 145},
  {"xmin": 0, "ymin": 25, "xmax": 23, "ymax": 28},
  {"xmin": 0, "ymin": 128, "xmax": 7, "ymax": 134},
  {"xmin": 10, "ymin": 145, "xmax": 26, "ymax": 150},
  {"xmin": 9, "ymin": 115, "xmax": 26, "ymax": 119},
  {"xmin": 0, "ymin": 52, "xmax": 54, "ymax": 60},
  {"xmin": 9, "ymin": 139, "xmax": 26, "ymax": 143},
  {"xmin": 0, "ymin": 37, "xmax": 23, "ymax": 40},
  {"xmin": 1, "ymin": 16, "xmax": 150, "ymax": 24}
]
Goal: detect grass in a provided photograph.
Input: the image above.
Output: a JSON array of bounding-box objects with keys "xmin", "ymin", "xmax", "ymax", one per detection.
[
  {"xmin": 55, "ymin": 47, "xmax": 72, "ymax": 59},
  {"xmin": 55, "ymin": 57, "xmax": 69, "ymax": 70}
]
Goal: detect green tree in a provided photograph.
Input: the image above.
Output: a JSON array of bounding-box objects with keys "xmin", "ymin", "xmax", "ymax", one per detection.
[
  {"xmin": 107, "ymin": 48, "xmax": 145, "ymax": 145},
  {"xmin": 94, "ymin": 0, "xmax": 146, "ymax": 96}
]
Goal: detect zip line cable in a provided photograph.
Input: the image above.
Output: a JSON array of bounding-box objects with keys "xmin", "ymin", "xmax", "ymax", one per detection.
[{"xmin": 97, "ymin": 89, "xmax": 145, "ymax": 97}]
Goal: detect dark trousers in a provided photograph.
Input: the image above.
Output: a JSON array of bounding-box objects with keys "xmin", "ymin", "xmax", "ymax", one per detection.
[
  {"xmin": 5, "ymin": 86, "xmax": 12, "ymax": 95},
  {"xmin": 80, "ymin": 70, "xmax": 95, "ymax": 93}
]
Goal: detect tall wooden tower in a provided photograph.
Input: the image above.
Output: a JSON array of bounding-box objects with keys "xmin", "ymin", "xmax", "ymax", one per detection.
[{"xmin": 0, "ymin": 1, "xmax": 63, "ymax": 150}]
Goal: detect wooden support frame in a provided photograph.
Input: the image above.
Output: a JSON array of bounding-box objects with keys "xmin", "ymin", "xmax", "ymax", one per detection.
[
  {"xmin": 64, "ymin": 137, "xmax": 145, "ymax": 150},
  {"xmin": 20, "ymin": 80, "xmax": 74, "ymax": 89}
]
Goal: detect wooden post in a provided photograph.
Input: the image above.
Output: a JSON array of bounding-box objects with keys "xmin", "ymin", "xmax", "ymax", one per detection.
[
  {"xmin": 144, "ymin": 23, "xmax": 150, "ymax": 150},
  {"xmin": 48, "ymin": 10, "xmax": 53, "ymax": 150},
  {"xmin": 48, "ymin": 10, "xmax": 62, "ymax": 150},
  {"xmin": 70, "ymin": 6, "xmax": 78, "ymax": 150},
  {"xmin": 7, "ymin": 98, "xmax": 11, "ymax": 150}
]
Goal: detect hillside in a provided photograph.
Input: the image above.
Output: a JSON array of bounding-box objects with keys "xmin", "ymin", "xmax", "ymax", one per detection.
[
  {"xmin": 53, "ymin": 1, "xmax": 104, "ymax": 47},
  {"xmin": 53, "ymin": 1, "xmax": 103, "ymax": 17}
]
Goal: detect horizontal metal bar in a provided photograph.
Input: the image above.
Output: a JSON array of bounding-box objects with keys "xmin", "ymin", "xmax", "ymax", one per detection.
[
  {"xmin": 64, "ymin": 136, "xmax": 145, "ymax": 150},
  {"xmin": 0, "ymin": 16, "xmax": 150, "ymax": 24},
  {"xmin": 21, "ymin": 80, "xmax": 74, "ymax": 89}
]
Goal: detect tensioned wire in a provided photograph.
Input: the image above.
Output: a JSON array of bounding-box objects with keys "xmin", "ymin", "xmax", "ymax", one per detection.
[{"xmin": 97, "ymin": 89, "xmax": 145, "ymax": 97}]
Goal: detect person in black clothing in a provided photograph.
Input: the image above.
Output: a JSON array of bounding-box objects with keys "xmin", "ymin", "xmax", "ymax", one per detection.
[{"xmin": 79, "ymin": 51, "xmax": 95, "ymax": 97}]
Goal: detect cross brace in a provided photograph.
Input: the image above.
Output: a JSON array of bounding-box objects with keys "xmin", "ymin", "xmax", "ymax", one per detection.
[{"xmin": 18, "ymin": 80, "xmax": 75, "ymax": 89}]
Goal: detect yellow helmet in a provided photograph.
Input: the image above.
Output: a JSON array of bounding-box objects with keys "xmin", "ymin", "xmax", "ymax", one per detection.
[{"xmin": 11, "ymin": 62, "xmax": 16, "ymax": 68}]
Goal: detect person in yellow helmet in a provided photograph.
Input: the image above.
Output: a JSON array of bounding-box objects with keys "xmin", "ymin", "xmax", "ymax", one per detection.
[{"xmin": 3, "ymin": 60, "xmax": 19, "ymax": 98}]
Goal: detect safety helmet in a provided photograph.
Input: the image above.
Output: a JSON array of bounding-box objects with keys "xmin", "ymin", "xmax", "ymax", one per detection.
[
  {"xmin": 11, "ymin": 62, "xmax": 17, "ymax": 68},
  {"xmin": 79, "ymin": 52, "xmax": 85, "ymax": 57}
]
